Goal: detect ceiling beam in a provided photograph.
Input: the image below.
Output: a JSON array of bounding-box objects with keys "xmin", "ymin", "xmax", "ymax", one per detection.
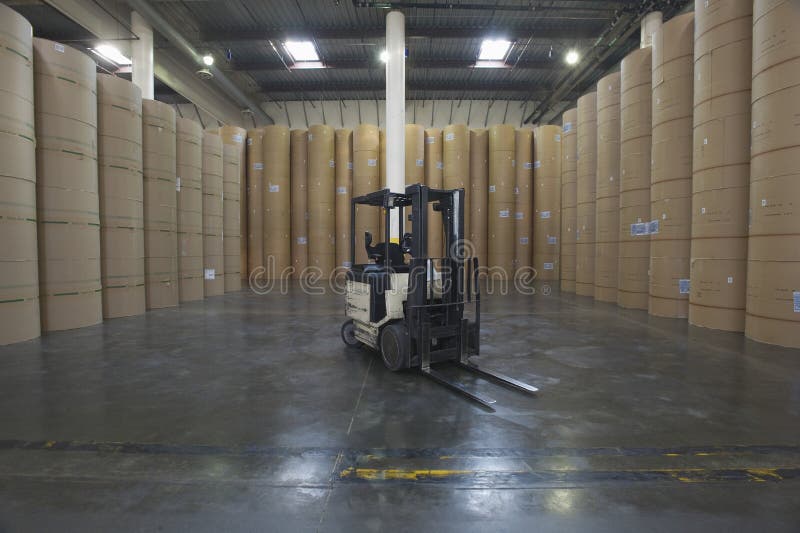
[
  {"xmin": 231, "ymin": 58, "xmax": 562, "ymax": 72},
  {"xmin": 258, "ymin": 80, "xmax": 555, "ymax": 96},
  {"xmin": 198, "ymin": 25, "xmax": 600, "ymax": 44}
]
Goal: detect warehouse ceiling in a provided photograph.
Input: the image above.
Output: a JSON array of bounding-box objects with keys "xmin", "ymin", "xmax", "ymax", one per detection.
[{"xmin": 6, "ymin": 0, "xmax": 691, "ymax": 123}]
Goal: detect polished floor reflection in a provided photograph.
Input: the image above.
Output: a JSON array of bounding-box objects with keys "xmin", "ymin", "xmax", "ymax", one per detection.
[{"xmin": 0, "ymin": 286, "xmax": 799, "ymax": 531}]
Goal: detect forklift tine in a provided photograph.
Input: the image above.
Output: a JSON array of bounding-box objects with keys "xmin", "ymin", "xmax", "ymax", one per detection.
[
  {"xmin": 421, "ymin": 368, "xmax": 497, "ymax": 411},
  {"xmin": 456, "ymin": 361, "xmax": 539, "ymax": 395}
]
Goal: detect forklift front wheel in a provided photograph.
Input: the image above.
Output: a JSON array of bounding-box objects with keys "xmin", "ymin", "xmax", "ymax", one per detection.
[
  {"xmin": 380, "ymin": 322, "xmax": 410, "ymax": 371},
  {"xmin": 341, "ymin": 320, "xmax": 361, "ymax": 348}
]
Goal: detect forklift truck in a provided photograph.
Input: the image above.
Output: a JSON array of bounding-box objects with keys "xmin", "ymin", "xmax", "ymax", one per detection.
[{"xmin": 340, "ymin": 184, "xmax": 538, "ymax": 410}]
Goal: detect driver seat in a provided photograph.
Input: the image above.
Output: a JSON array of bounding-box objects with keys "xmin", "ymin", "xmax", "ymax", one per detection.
[{"xmin": 365, "ymin": 231, "xmax": 406, "ymax": 267}]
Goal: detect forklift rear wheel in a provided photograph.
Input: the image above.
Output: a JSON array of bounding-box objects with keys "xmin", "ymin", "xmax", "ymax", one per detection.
[
  {"xmin": 380, "ymin": 322, "xmax": 410, "ymax": 371},
  {"xmin": 341, "ymin": 320, "xmax": 361, "ymax": 348}
]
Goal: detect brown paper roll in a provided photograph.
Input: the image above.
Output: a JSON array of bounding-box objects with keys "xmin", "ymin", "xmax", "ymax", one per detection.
[
  {"xmin": 219, "ymin": 125, "xmax": 247, "ymax": 282},
  {"xmin": 488, "ymin": 124, "xmax": 515, "ymax": 276},
  {"xmin": 307, "ymin": 124, "xmax": 336, "ymax": 278},
  {"xmin": 406, "ymin": 124, "xmax": 425, "ymax": 185},
  {"xmin": 98, "ymin": 74, "xmax": 145, "ymax": 316},
  {"xmin": 290, "ymin": 129, "xmax": 308, "ymax": 277},
  {"xmin": 202, "ymin": 132, "xmax": 224, "ymax": 296},
  {"xmin": 353, "ymin": 125, "xmax": 380, "ymax": 265},
  {"xmin": 262, "ymin": 125, "xmax": 291, "ymax": 279},
  {"xmin": 443, "ymin": 124, "xmax": 470, "ymax": 242},
  {"xmin": 424, "ymin": 128, "xmax": 443, "ymax": 258},
  {"xmin": 533, "ymin": 125, "xmax": 562, "ymax": 282},
  {"xmin": 514, "ymin": 128, "xmax": 533, "ymax": 273},
  {"xmin": 576, "ymin": 92, "xmax": 597, "ymax": 297},
  {"xmin": 745, "ymin": 0, "xmax": 800, "ymax": 347},
  {"xmin": 649, "ymin": 13, "xmax": 694, "ymax": 318},
  {"xmin": 223, "ymin": 144, "xmax": 242, "ymax": 291},
  {"xmin": 0, "ymin": 7, "xmax": 39, "ymax": 344},
  {"xmin": 176, "ymin": 117, "xmax": 204, "ymax": 302},
  {"xmin": 469, "ymin": 129, "xmax": 489, "ymax": 268},
  {"xmin": 618, "ymin": 47, "xmax": 652, "ymax": 310},
  {"xmin": 335, "ymin": 129, "xmax": 353, "ymax": 269},
  {"xmin": 560, "ymin": 108, "xmax": 578, "ymax": 293}
]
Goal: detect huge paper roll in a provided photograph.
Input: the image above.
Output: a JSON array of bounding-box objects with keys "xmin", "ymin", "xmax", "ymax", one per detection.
[
  {"xmin": 34, "ymin": 38, "xmax": 102, "ymax": 331},
  {"xmin": 246, "ymin": 128, "xmax": 264, "ymax": 279},
  {"xmin": 650, "ymin": 13, "xmax": 694, "ymax": 318},
  {"xmin": 533, "ymin": 125, "xmax": 562, "ymax": 282},
  {"xmin": 223, "ymin": 144, "xmax": 241, "ymax": 291},
  {"xmin": 514, "ymin": 128, "xmax": 533, "ymax": 274},
  {"xmin": 690, "ymin": 0, "xmax": 752, "ymax": 332},
  {"xmin": 219, "ymin": 125, "xmax": 247, "ymax": 282},
  {"xmin": 290, "ymin": 129, "xmax": 308, "ymax": 277},
  {"xmin": 97, "ymin": 74, "xmax": 145, "ymax": 317},
  {"xmin": 575, "ymin": 92, "xmax": 597, "ymax": 297},
  {"xmin": 488, "ymin": 124, "xmax": 515, "ymax": 277},
  {"xmin": 202, "ymin": 132, "xmax": 224, "ymax": 296},
  {"xmin": 262, "ymin": 125, "xmax": 290, "ymax": 279},
  {"xmin": 0, "ymin": 6, "xmax": 39, "ymax": 344},
  {"xmin": 176, "ymin": 117, "xmax": 204, "ymax": 302},
  {"xmin": 424, "ymin": 128, "xmax": 443, "ymax": 258},
  {"xmin": 560, "ymin": 108, "xmax": 578, "ymax": 293},
  {"xmin": 335, "ymin": 129, "xmax": 353, "ymax": 269},
  {"xmin": 352, "ymin": 125, "xmax": 380, "ymax": 265},
  {"xmin": 469, "ymin": 129, "xmax": 489, "ymax": 268},
  {"xmin": 443, "ymin": 124, "xmax": 470, "ymax": 242},
  {"xmin": 307, "ymin": 124, "xmax": 336, "ymax": 278}
]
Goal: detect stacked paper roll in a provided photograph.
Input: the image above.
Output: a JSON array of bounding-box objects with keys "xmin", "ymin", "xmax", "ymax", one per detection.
[
  {"xmin": 290, "ymin": 129, "xmax": 308, "ymax": 277},
  {"xmin": 378, "ymin": 129, "xmax": 387, "ymax": 238},
  {"xmin": 246, "ymin": 128, "xmax": 264, "ymax": 278},
  {"xmin": 443, "ymin": 124, "xmax": 470, "ymax": 242},
  {"xmin": 560, "ymin": 108, "xmax": 578, "ymax": 293},
  {"xmin": 514, "ymin": 128, "xmax": 533, "ymax": 273},
  {"xmin": 575, "ymin": 92, "xmax": 597, "ymax": 297},
  {"xmin": 424, "ymin": 128, "xmax": 443, "ymax": 258},
  {"xmin": 202, "ymin": 132, "xmax": 224, "ymax": 296},
  {"xmin": 595, "ymin": 72, "xmax": 621, "ymax": 302},
  {"xmin": 690, "ymin": 0, "xmax": 752, "ymax": 332},
  {"xmin": 488, "ymin": 124, "xmax": 515, "ymax": 277},
  {"xmin": 142, "ymin": 100, "xmax": 178, "ymax": 309},
  {"xmin": 97, "ymin": 74, "xmax": 145, "ymax": 317},
  {"xmin": 406, "ymin": 124, "xmax": 425, "ymax": 185},
  {"xmin": 307, "ymin": 124, "xmax": 336, "ymax": 278},
  {"xmin": 649, "ymin": 13, "xmax": 694, "ymax": 318},
  {"xmin": 618, "ymin": 47, "xmax": 653, "ymax": 310},
  {"xmin": 335, "ymin": 129, "xmax": 353, "ymax": 269},
  {"xmin": 0, "ymin": 7, "xmax": 39, "ymax": 344},
  {"xmin": 219, "ymin": 125, "xmax": 247, "ymax": 282},
  {"xmin": 223, "ymin": 144, "xmax": 241, "ymax": 291},
  {"xmin": 469, "ymin": 128, "xmax": 489, "ymax": 268},
  {"xmin": 262, "ymin": 125, "xmax": 291, "ymax": 278},
  {"xmin": 176, "ymin": 117, "xmax": 204, "ymax": 302},
  {"xmin": 533, "ymin": 125, "xmax": 562, "ymax": 282},
  {"xmin": 353, "ymin": 124, "xmax": 380, "ymax": 264},
  {"xmin": 746, "ymin": 0, "xmax": 800, "ymax": 348}
]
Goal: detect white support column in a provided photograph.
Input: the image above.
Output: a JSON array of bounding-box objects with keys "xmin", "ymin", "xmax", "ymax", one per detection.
[
  {"xmin": 131, "ymin": 11, "xmax": 154, "ymax": 99},
  {"xmin": 385, "ymin": 10, "xmax": 405, "ymax": 241}
]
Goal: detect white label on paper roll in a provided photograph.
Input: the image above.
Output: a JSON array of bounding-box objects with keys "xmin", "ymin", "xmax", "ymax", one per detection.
[
  {"xmin": 204, "ymin": 268, "xmax": 215, "ymax": 280},
  {"xmin": 176, "ymin": 177, "xmax": 181, "ymax": 191},
  {"xmin": 679, "ymin": 279, "xmax": 690, "ymax": 294},
  {"xmin": 703, "ymin": 137, "xmax": 708, "ymax": 145},
  {"xmin": 548, "ymin": 235, "xmax": 557, "ymax": 245},
  {"xmin": 515, "ymin": 211, "xmax": 524, "ymax": 220},
  {"xmin": 436, "ymin": 161, "xmax": 443, "ymax": 169},
  {"xmin": 541, "ymin": 211, "xmax": 551, "ymax": 219},
  {"xmin": 512, "ymin": 159, "xmax": 516, "ymax": 167},
  {"xmin": 499, "ymin": 209, "xmax": 510, "ymax": 218},
  {"xmin": 520, "ymin": 237, "xmax": 529, "ymax": 245},
  {"xmin": 368, "ymin": 159, "xmax": 377, "ymax": 167},
  {"xmin": 348, "ymin": 162, "xmax": 353, "ymax": 170},
  {"xmin": 649, "ymin": 220, "xmax": 660, "ymax": 234},
  {"xmin": 563, "ymin": 122, "xmax": 573, "ymax": 133},
  {"xmin": 727, "ymin": 276, "xmax": 734, "ymax": 284},
  {"xmin": 54, "ymin": 43, "xmax": 65, "ymax": 53},
  {"xmin": 308, "ymin": 133, "xmax": 313, "ymax": 141},
  {"xmin": 761, "ymin": 198, "xmax": 767, "ymax": 207},
  {"xmin": 534, "ymin": 161, "xmax": 542, "ymax": 169},
  {"xmin": 489, "ymin": 185, "xmax": 496, "ymax": 193},
  {"xmin": 233, "ymin": 134, "xmax": 243, "ymax": 143},
  {"xmin": 247, "ymin": 138, "xmax": 253, "ymax": 146},
  {"xmin": 269, "ymin": 184, "xmax": 280, "ymax": 192},
  {"xmin": 662, "ymin": 213, "xmax": 667, "ymax": 220},
  {"xmin": 297, "ymin": 236, "xmax": 307, "ymax": 245},
  {"xmin": 555, "ymin": 134, "xmax": 561, "ymax": 142},
  {"xmin": 514, "ymin": 186, "xmax": 520, "ymax": 195},
  {"xmin": 631, "ymin": 222, "xmax": 649, "ymax": 236},
  {"xmin": 336, "ymin": 186, "xmax": 347, "ymax": 195},
  {"xmin": 544, "ymin": 262, "xmax": 554, "ymax": 270},
  {"xmin": 416, "ymin": 159, "xmax": 424, "ymax": 167},
  {"xmin": 426, "ymin": 136, "xmax": 435, "ymax": 144},
  {"xmin": 445, "ymin": 132, "xmax": 455, "ymax": 141},
  {"xmin": 328, "ymin": 160, "xmax": 335, "ymax": 168},
  {"xmin": 523, "ymin": 162, "xmax": 533, "ymax": 170},
  {"xmin": 254, "ymin": 163, "xmax": 264, "ymax": 170},
  {"xmin": 700, "ymin": 207, "xmax": 706, "ymax": 214},
  {"xmin": 794, "ymin": 291, "xmax": 800, "ymax": 312}
]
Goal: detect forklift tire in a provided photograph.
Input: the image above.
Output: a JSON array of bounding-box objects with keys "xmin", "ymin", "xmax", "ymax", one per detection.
[
  {"xmin": 341, "ymin": 320, "xmax": 361, "ymax": 348},
  {"xmin": 380, "ymin": 322, "xmax": 410, "ymax": 371}
]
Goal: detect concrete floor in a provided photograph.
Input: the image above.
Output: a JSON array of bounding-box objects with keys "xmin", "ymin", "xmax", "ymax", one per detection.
[{"xmin": 0, "ymin": 285, "xmax": 799, "ymax": 532}]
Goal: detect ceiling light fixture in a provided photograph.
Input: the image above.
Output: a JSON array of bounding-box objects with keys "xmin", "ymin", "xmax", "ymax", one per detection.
[
  {"xmin": 91, "ymin": 43, "xmax": 131, "ymax": 66},
  {"xmin": 478, "ymin": 39, "xmax": 512, "ymax": 61},
  {"xmin": 284, "ymin": 40, "xmax": 320, "ymax": 62},
  {"xmin": 380, "ymin": 50, "xmax": 389, "ymax": 63},
  {"xmin": 202, "ymin": 54, "xmax": 214, "ymax": 66},
  {"xmin": 565, "ymin": 49, "xmax": 580, "ymax": 66}
]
